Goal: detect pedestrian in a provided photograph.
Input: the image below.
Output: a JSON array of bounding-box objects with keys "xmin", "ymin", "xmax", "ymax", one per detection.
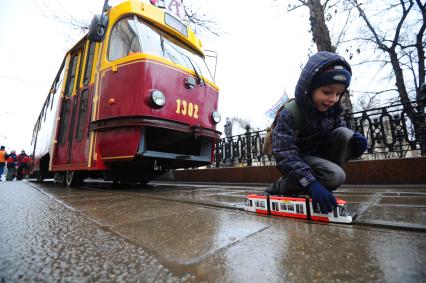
[
  {"xmin": 6, "ymin": 150, "xmax": 18, "ymax": 181},
  {"xmin": 17, "ymin": 150, "xmax": 29, "ymax": 180},
  {"xmin": 0, "ymin": 146, "xmax": 7, "ymax": 181},
  {"xmin": 264, "ymin": 51, "xmax": 367, "ymax": 214}
]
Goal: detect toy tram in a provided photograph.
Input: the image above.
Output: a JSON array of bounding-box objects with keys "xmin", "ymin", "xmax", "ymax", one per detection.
[
  {"xmin": 244, "ymin": 194, "xmax": 352, "ymax": 223},
  {"xmin": 30, "ymin": 0, "xmax": 220, "ymax": 186}
]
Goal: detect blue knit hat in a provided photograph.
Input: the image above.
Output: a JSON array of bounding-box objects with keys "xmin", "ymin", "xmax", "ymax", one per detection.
[{"xmin": 310, "ymin": 64, "xmax": 351, "ymax": 91}]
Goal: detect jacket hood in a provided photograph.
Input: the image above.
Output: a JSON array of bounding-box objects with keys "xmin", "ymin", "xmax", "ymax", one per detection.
[{"xmin": 294, "ymin": 51, "xmax": 352, "ymax": 116}]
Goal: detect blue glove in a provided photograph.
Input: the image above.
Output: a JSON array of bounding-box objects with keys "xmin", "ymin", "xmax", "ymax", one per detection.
[
  {"xmin": 308, "ymin": 181, "xmax": 337, "ymax": 214},
  {"xmin": 350, "ymin": 132, "xmax": 367, "ymax": 157}
]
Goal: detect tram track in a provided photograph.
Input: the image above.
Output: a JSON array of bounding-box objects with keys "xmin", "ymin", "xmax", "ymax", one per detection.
[{"xmin": 75, "ymin": 181, "xmax": 426, "ymax": 233}]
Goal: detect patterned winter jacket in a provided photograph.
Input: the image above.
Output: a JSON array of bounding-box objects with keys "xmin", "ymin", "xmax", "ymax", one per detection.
[{"xmin": 272, "ymin": 51, "xmax": 352, "ymax": 187}]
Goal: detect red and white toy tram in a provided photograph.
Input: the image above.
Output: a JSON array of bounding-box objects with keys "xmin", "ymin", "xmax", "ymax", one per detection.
[
  {"xmin": 244, "ymin": 194, "xmax": 352, "ymax": 223},
  {"xmin": 31, "ymin": 1, "xmax": 220, "ymax": 186}
]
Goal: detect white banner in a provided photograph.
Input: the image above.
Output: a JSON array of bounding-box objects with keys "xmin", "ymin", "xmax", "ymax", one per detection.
[{"xmin": 265, "ymin": 91, "xmax": 290, "ymax": 120}]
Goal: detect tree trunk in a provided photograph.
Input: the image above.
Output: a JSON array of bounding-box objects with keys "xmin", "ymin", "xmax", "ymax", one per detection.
[{"xmin": 307, "ymin": 0, "xmax": 335, "ymax": 52}]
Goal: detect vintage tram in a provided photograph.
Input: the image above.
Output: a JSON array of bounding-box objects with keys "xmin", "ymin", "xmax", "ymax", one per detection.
[{"xmin": 31, "ymin": 0, "xmax": 220, "ymax": 186}]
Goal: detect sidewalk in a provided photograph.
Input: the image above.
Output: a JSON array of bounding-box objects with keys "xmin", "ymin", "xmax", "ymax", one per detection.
[{"xmin": 1, "ymin": 180, "xmax": 425, "ymax": 282}]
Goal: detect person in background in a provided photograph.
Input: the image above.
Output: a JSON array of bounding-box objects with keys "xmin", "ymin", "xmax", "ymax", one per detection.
[
  {"xmin": 6, "ymin": 150, "xmax": 18, "ymax": 181},
  {"xmin": 0, "ymin": 146, "xmax": 7, "ymax": 181},
  {"xmin": 264, "ymin": 51, "xmax": 367, "ymax": 214},
  {"xmin": 17, "ymin": 150, "xmax": 29, "ymax": 180}
]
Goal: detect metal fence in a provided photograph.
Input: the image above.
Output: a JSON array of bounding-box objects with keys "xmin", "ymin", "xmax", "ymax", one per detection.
[{"xmin": 214, "ymin": 99, "xmax": 426, "ymax": 167}]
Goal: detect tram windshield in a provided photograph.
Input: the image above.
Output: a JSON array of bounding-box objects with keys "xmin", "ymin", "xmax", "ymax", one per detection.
[
  {"xmin": 108, "ymin": 16, "xmax": 214, "ymax": 82},
  {"xmin": 339, "ymin": 206, "xmax": 349, "ymax": 217}
]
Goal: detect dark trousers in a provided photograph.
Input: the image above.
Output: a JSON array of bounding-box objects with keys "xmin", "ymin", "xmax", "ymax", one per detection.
[
  {"xmin": 268, "ymin": 127, "xmax": 354, "ymax": 195},
  {"xmin": 6, "ymin": 167, "xmax": 16, "ymax": 181}
]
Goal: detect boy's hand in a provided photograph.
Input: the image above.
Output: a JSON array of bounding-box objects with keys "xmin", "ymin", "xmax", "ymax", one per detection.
[
  {"xmin": 350, "ymin": 132, "xmax": 367, "ymax": 157},
  {"xmin": 308, "ymin": 181, "xmax": 337, "ymax": 214}
]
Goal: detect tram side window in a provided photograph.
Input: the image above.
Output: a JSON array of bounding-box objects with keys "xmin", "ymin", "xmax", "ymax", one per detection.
[
  {"xmin": 280, "ymin": 203, "xmax": 288, "ymax": 211},
  {"xmin": 272, "ymin": 202, "xmax": 278, "ymax": 211},
  {"xmin": 75, "ymin": 90, "xmax": 89, "ymax": 142},
  {"xmin": 287, "ymin": 204, "xmax": 295, "ymax": 212},
  {"xmin": 255, "ymin": 201, "xmax": 265, "ymax": 208},
  {"xmin": 58, "ymin": 101, "xmax": 71, "ymax": 145},
  {"xmin": 296, "ymin": 204, "xmax": 304, "ymax": 214},
  {"xmin": 83, "ymin": 41, "xmax": 96, "ymax": 86},
  {"xmin": 109, "ymin": 17, "xmax": 141, "ymax": 61},
  {"xmin": 64, "ymin": 55, "xmax": 79, "ymax": 97}
]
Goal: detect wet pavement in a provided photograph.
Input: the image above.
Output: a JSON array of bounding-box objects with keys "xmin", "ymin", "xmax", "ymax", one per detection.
[{"xmin": 1, "ymin": 180, "xmax": 425, "ymax": 282}]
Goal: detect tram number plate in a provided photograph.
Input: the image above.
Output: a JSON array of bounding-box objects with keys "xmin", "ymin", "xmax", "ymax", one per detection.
[{"xmin": 176, "ymin": 99, "xmax": 199, "ymax": 119}]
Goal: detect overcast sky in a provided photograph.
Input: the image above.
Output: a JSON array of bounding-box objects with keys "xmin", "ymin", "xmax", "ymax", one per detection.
[{"xmin": 0, "ymin": 0, "xmax": 376, "ymax": 153}]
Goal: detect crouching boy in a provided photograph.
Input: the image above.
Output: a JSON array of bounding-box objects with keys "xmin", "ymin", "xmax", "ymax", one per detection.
[{"xmin": 264, "ymin": 51, "xmax": 367, "ymax": 214}]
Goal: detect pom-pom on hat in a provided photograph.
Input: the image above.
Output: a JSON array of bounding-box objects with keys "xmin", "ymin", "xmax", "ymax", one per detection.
[{"xmin": 310, "ymin": 64, "xmax": 351, "ymax": 91}]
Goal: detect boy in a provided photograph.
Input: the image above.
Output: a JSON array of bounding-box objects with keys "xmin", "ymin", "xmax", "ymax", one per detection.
[{"xmin": 264, "ymin": 51, "xmax": 367, "ymax": 214}]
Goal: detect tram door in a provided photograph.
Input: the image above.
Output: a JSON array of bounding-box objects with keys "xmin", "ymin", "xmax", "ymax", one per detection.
[{"xmin": 54, "ymin": 41, "xmax": 93, "ymax": 166}]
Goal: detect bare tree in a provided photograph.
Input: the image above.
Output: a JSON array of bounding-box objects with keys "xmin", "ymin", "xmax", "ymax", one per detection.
[
  {"xmin": 348, "ymin": 0, "xmax": 425, "ymax": 105},
  {"xmin": 182, "ymin": 1, "xmax": 220, "ymax": 36},
  {"xmin": 348, "ymin": 0, "xmax": 425, "ymax": 154},
  {"xmin": 285, "ymin": 0, "xmax": 355, "ymax": 111}
]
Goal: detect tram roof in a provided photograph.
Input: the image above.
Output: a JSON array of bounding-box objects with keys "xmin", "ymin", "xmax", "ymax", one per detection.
[{"xmin": 67, "ymin": 1, "xmax": 204, "ymax": 56}]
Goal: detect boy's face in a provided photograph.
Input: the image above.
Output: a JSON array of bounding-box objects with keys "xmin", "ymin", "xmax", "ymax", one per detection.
[{"xmin": 311, "ymin": 84, "xmax": 346, "ymax": 112}]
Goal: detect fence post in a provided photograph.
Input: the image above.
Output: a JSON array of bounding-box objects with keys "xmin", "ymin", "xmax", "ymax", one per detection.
[{"xmin": 245, "ymin": 125, "xmax": 252, "ymax": 166}]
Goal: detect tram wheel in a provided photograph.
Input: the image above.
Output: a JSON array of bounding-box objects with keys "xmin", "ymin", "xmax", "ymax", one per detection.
[
  {"xmin": 36, "ymin": 172, "xmax": 44, "ymax": 183},
  {"xmin": 65, "ymin": 171, "xmax": 82, "ymax": 187},
  {"xmin": 54, "ymin": 172, "xmax": 66, "ymax": 186}
]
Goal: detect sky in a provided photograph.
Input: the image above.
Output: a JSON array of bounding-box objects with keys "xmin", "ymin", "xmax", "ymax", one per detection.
[{"xmin": 0, "ymin": 0, "xmax": 379, "ymax": 153}]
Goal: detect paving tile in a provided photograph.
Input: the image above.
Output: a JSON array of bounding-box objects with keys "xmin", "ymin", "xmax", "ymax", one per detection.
[{"xmin": 112, "ymin": 208, "xmax": 269, "ymax": 265}]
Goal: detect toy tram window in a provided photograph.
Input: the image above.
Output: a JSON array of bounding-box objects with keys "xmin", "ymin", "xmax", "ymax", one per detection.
[
  {"xmin": 83, "ymin": 41, "xmax": 96, "ymax": 86},
  {"xmin": 108, "ymin": 17, "xmax": 141, "ymax": 61},
  {"xmin": 287, "ymin": 204, "xmax": 295, "ymax": 212},
  {"xmin": 256, "ymin": 201, "xmax": 265, "ymax": 208},
  {"xmin": 280, "ymin": 203, "xmax": 287, "ymax": 211},
  {"xmin": 339, "ymin": 206, "xmax": 348, "ymax": 217},
  {"xmin": 64, "ymin": 55, "xmax": 79, "ymax": 97},
  {"xmin": 313, "ymin": 204, "xmax": 320, "ymax": 214},
  {"xmin": 75, "ymin": 90, "xmax": 89, "ymax": 142},
  {"xmin": 296, "ymin": 204, "xmax": 304, "ymax": 214},
  {"xmin": 333, "ymin": 207, "xmax": 338, "ymax": 218},
  {"xmin": 272, "ymin": 202, "xmax": 278, "ymax": 211},
  {"xmin": 249, "ymin": 200, "xmax": 253, "ymax": 207}
]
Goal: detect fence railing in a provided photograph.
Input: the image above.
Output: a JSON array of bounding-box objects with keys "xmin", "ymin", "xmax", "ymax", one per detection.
[{"xmin": 214, "ymin": 99, "xmax": 426, "ymax": 167}]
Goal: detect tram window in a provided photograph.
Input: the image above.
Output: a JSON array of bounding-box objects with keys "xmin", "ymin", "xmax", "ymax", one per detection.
[
  {"xmin": 109, "ymin": 17, "xmax": 141, "ymax": 61},
  {"xmin": 296, "ymin": 204, "xmax": 304, "ymax": 214},
  {"xmin": 272, "ymin": 202, "xmax": 278, "ymax": 211},
  {"xmin": 249, "ymin": 200, "xmax": 253, "ymax": 207},
  {"xmin": 64, "ymin": 55, "xmax": 79, "ymax": 97},
  {"xmin": 58, "ymin": 100, "xmax": 71, "ymax": 145},
  {"xmin": 75, "ymin": 90, "xmax": 89, "ymax": 142},
  {"xmin": 287, "ymin": 204, "xmax": 295, "ymax": 212},
  {"xmin": 136, "ymin": 18, "xmax": 163, "ymax": 57},
  {"xmin": 255, "ymin": 201, "xmax": 265, "ymax": 208},
  {"xmin": 280, "ymin": 203, "xmax": 287, "ymax": 211},
  {"xmin": 333, "ymin": 207, "xmax": 338, "ymax": 218},
  {"xmin": 83, "ymin": 41, "xmax": 96, "ymax": 86},
  {"xmin": 339, "ymin": 206, "xmax": 348, "ymax": 217}
]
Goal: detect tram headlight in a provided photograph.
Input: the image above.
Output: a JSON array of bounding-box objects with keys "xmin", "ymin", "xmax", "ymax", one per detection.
[
  {"xmin": 211, "ymin": 111, "xmax": 221, "ymax": 124},
  {"xmin": 151, "ymin": 90, "xmax": 166, "ymax": 107}
]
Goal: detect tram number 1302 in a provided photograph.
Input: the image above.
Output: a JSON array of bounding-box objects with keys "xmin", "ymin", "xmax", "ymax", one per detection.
[{"xmin": 176, "ymin": 99, "xmax": 199, "ymax": 119}]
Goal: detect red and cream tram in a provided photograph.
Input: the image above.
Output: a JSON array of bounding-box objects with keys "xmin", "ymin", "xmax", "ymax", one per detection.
[
  {"xmin": 244, "ymin": 194, "xmax": 353, "ymax": 223},
  {"xmin": 31, "ymin": 0, "xmax": 220, "ymax": 186}
]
